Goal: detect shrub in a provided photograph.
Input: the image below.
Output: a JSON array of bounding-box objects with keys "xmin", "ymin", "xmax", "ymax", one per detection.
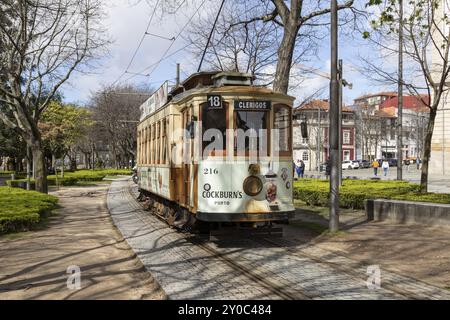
[
  {"xmin": 6, "ymin": 176, "xmax": 78, "ymax": 188},
  {"xmin": 62, "ymin": 169, "xmax": 131, "ymax": 181},
  {"xmin": 391, "ymin": 192, "xmax": 450, "ymax": 204},
  {"xmin": 0, "ymin": 187, "xmax": 58, "ymax": 234},
  {"xmin": 294, "ymin": 179, "xmax": 421, "ymax": 209}
]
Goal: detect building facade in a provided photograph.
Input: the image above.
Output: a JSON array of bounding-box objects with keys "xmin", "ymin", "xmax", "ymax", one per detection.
[
  {"xmin": 429, "ymin": 1, "xmax": 450, "ymax": 175},
  {"xmin": 293, "ymin": 99, "xmax": 356, "ymax": 171},
  {"xmin": 351, "ymin": 93, "xmax": 429, "ymax": 161}
]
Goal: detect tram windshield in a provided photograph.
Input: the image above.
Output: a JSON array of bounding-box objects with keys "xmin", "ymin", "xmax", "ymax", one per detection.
[
  {"xmin": 235, "ymin": 111, "xmax": 269, "ymax": 156},
  {"xmin": 202, "ymin": 103, "xmax": 227, "ymax": 155}
]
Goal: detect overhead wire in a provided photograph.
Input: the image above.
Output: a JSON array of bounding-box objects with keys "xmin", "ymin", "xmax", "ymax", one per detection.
[
  {"xmin": 111, "ymin": 0, "xmax": 162, "ymax": 86},
  {"xmin": 122, "ymin": 0, "xmax": 208, "ymax": 84}
]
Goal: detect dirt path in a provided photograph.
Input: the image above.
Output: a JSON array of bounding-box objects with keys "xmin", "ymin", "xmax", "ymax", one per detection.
[{"xmin": 0, "ymin": 184, "xmax": 166, "ymax": 300}]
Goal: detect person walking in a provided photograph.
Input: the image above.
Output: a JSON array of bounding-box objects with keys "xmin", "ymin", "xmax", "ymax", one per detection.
[
  {"xmin": 325, "ymin": 159, "xmax": 331, "ymax": 180},
  {"xmin": 405, "ymin": 159, "xmax": 410, "ymax": 172},
  {"xmin": 372, "ymin": 159, "xmax": 380, "ymax": 176},
  {"xmin": 300, "ymin": 160, "xmax": 305, "ymax": 178},
  {"xmin": 416, "ymin": 157, "xmax": 421, "ymax": 170},
  {"xmin": 382, "ymin": 159, "xmax": 390, "ymax": 177},
  {"xmin": 295, "ymin": 160, "xmax": 302, "ymax": 179}
]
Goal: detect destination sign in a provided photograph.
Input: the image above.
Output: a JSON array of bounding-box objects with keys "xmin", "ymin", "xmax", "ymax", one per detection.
[{"xmin": 234, "ymin": 100, "xmax": 271, "ymax": 110}]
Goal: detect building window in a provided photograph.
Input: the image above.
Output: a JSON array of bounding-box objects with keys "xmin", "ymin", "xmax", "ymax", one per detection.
[
  {"xmin": 302, "ymin": 151, "xmax": 309, "ymax": 161},
  {"xmin": 343, "ymin": 130, "xmax": 350, "ymax": 145},
  {"xmin": 343, "ymin": 150, "xmax": 351, "ymax": 161}
]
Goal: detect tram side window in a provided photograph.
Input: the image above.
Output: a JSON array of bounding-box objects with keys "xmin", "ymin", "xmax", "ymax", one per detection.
[
  {"xmin": 157, "ymin": 121, "xmax": 161, "ymax": 164},
  {"xmin": 273, "ymin": 105, "xmax": 291, "ymax": 154},
  {"xmin": 137, "ymin": 130, "xmax": 141, "ymax": 165},
  {"xmin": 162, "ymin": 120, "xmax": 167, "ymax": 164},
  {"xmin": 234, "ymin": 110, "xmax": 269, "ymax": 156},
  {"xmin": 152, "ymin": 124, "xmax": 156, "ymax": 164},
  {"xmin": 147, "ymin": 125, "xmax": 151, "ymax": 164},
  {"xmin": 201, "ymin": 102, "xmax": 227, "ymax": 156}
]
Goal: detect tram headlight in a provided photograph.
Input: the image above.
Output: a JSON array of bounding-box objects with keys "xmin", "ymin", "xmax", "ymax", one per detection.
[{"xmin": 243, "ymin": 175, "xmax": 263, "ymax": 196}]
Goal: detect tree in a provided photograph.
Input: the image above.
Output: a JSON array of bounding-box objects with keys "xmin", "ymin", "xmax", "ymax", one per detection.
[
  {"xmin": 0, "ymin": 120, "xmax": 26, "ymax": 172},
  {"xmin": 363, "ymin": 0, "xmax": 450, "ymax": 192},
  {"xmin": 158, "ymin": 0, "xmax": 357, "ymax": 93},
  {"xmin": 186, "ymin": 1, "xmax": 280, "ymax": 77},
  {"xmin": 89, "ymin": 84, "xmax": 152, "ymax": 169},
  {"xmin": 39, "ymin": 101, "xmax": 93, "ymax": 171},
  {"xmin": 0, "ymin": 0, "xmax": 109, "ymax": 193}
]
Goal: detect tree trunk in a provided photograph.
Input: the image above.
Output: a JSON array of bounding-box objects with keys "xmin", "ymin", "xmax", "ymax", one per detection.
[
  {"xmin": 420, "ymin": 107, "xmax": 437, "ymax": 193},
  {"xmin": 273, "ymin": 21, "xmax": 298, "ymax": 94},
  {"xmin": 32, "ymin": 145, "xmax": 48, "ymax": 193}
]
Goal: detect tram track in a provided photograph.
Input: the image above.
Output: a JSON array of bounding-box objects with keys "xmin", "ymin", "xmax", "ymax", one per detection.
[{"xmin": 120, "ymin": 181, "xmax": 309, "ymax": 300}]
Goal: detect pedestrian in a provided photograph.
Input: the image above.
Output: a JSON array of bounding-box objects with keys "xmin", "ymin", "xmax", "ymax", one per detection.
[
  {"xmin": 372, "ymin": 159, "xmax": 380, "ymax": 176},
  {"xmin": 325, "ymin": 159, "xmax": 331, "ymax": 180},
  {"xmin": 295, "ymin": 160, "xmax": 302, "ymax": 179},
  {"xmin": 405, "ymin": 159, "xmax": 410, "ymax": 172},
  {"xmin": 416, "ymin": 157, "xmax": 420, "ymax": 170},
  {"xmin": 382, "ymin": 159, "xmax": 390, "ymax": 177},
  {"xmin": 300, "ymin": 160, "xmax": 305, "ymax": 178}
]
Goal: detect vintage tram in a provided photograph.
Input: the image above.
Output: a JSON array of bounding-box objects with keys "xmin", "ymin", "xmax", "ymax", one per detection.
[{"xmin": 136, "ymin": 71, "xmax": 295, "ymax": 231}]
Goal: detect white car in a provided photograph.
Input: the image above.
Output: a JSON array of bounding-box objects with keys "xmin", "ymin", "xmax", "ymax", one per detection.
[{"xmin": 342, "ymin": 160, "xmax": 360, "ymax": 170}]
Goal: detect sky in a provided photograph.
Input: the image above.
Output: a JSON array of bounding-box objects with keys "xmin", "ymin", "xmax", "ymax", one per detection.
[{"xmin": 60, "ymin": 0, "xmax": 398, "ymax": 107}]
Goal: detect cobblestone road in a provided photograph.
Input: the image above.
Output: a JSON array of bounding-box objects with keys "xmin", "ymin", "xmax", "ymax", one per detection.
[{"xmin": 107, "ymin": 179, "xmax": 450, "ymax": 300}]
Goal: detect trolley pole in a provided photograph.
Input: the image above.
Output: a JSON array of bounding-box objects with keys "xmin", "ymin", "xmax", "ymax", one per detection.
[
  {"xmin": 397, "ymin": 0, "xmax": 403, "ymax": 180},
  {"xmin": 329, "ymin": 0, "xmax": 340, "ymax": 232}
]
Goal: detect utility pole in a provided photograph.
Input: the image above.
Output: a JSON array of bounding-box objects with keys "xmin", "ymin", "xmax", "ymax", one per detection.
[
  {"xmin": 176, "ymin": 63, "xmax": 180, "ymax": 87},
  {"xmin": 397, "ymin": 0, "xmax": 403, "ymax": 180},
  {"xmin": 338, "ymin": 59, "xmax": 343, "ymax": 186},
  {"xmin": 329, "ymin": 0, "xmax": 340, "ymax": 232}
]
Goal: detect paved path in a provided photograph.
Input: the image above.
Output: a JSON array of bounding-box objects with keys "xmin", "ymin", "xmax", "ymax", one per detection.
[
  {"xmin": 108, "ymin": 179, "xmax": 450, "ymax": 300},
  {"xmin": 0, "ymin": 184, "xmax": 165, "ymax": 300}
]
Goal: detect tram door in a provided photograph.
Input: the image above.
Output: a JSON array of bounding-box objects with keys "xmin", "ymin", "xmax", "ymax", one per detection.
[{"xmin": 181, "ymin": 107, "xmax": 192, "ymax": 207}]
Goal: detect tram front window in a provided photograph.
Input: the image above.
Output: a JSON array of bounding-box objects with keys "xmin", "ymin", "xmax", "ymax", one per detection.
[
  {"xmin": 202, "ymin": 103, "xmax": 227, "ymax": 156},
  {"xmin": 235, "ymin": 111, "xmax": 268, "ymax": 156}
]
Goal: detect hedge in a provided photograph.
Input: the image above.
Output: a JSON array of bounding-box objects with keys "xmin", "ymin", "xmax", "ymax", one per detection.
[
  {"xmin": 61, "ymin": 169, "xmax": 132, "ymax": 181},
  {"xmin": 6, "ymin": 176, "xmax": 78, "ymax": 188},
  {"xmin": 5, "ymin": 169, "xmax": 131, "ymax": 188},
  {"xmin": 0, "ymin": 187, "xmax": 58, "ymax": 234},
  {"xmin": 294, "ymin": 179, "xmax": 422, "ymax": 209}
]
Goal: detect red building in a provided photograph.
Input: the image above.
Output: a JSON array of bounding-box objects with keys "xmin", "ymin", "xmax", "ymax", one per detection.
[{"xmin": 293, "ymin": 99, "xmax": 356, "ymax": 170}]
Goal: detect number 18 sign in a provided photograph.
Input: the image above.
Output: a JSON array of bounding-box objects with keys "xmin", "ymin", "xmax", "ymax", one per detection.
[{"xmin": 207, "ymin": 94, "xmax": 222, "ymax": 109}]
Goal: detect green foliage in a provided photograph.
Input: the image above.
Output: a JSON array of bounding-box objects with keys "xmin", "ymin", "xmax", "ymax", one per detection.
[
  {"xmin": 391, "ymin": 192, "xmax": 450, "ymax": 204},
  {"xmin": 39, "ymin": 101, "xmax": 93, "ymax": 158},
  {"xmin": 62, "ymin": 169, "xmax": 131, "ymax": 181},
  {"xmin": 6, "ymin": 169, "xmax": 131, "ymax": 187},
  {"xmin": 0, "ymin": 187, "xmax": 58, "ymax": 234},
  {"xmin": 294, "ymin": 179, "xmax": 421, "ymax": 209},
  {"xmin": 0, "ymin": 170, "xmax": 15, "ymax": 175},
  {"xmin": 6, "ymin": 176, "xmax": 79, "ymax": 188}
]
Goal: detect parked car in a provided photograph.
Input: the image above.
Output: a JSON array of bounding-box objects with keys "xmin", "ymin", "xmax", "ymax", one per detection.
[
  {"xmin": 387, "ymin": 158, "xmax": 398, "ymax": 167},
  {"xmin": 359, "ymin": 160, "xmax": 371, "ymax": 168},
  {"xmin": 342, "ymin": 160, "xmax": 359, "ymax": 170}
]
